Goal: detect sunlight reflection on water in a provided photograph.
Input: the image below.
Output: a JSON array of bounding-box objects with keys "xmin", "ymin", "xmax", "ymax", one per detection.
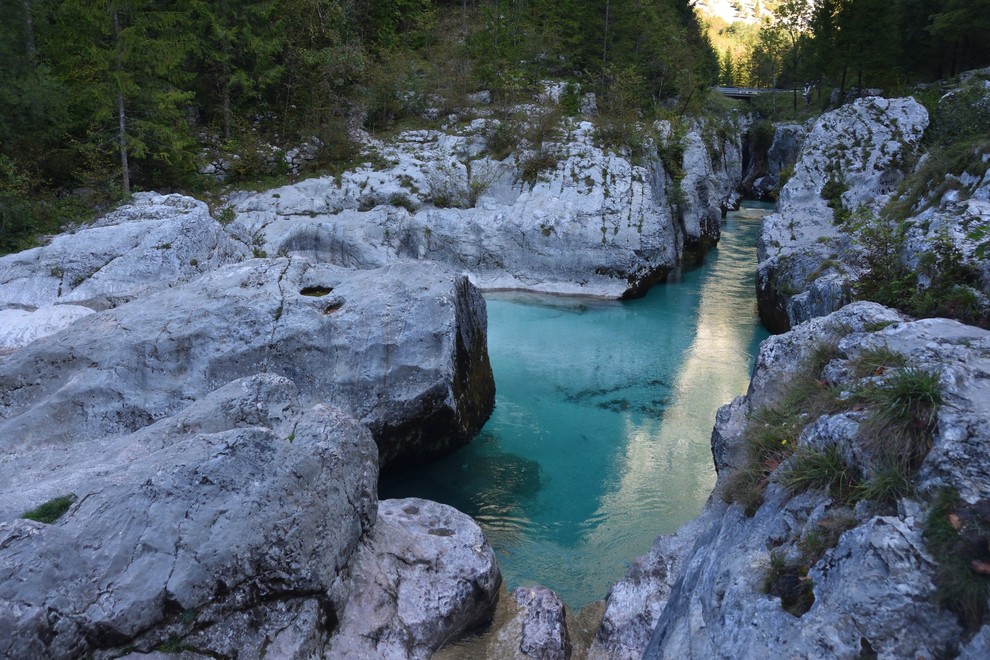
[{"xmin": 380, "ymin": 202, "xmax": 773, "ymax": 607}]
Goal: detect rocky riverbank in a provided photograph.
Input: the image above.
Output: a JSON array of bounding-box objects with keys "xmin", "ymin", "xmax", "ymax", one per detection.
[
  {"xmin": 593, "ymin": 81, "xmax": 990, "ymax": 660},
  {"xmin": 0, "ymin": 95, "xmax": 746, "ymax": 658}
]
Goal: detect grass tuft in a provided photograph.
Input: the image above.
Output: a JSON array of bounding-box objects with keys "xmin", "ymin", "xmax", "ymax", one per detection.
[
  {"xmin": 856, "ymin": 466, "xmax": 915, "ymax": 505},
  {"xmin": 850, "ymin": 344, "xmax": 907, "ymax": 379},
  {"xmin": 778, "ymin": 444, "xmax": 860, "ymax": 502},
  {"xmin": 22, "ymin": 494, "xmax": 77, "ymax": 524},
  {"xmin": 722, "ymin": 340, "xmax": 847, "ymax": 515},
  {"xmin": 859, "ymin": 366, "xmax": 943, "ymax": 472},
  {"xmin": 923, "ymin": 489, "xmax": 990, "ymax": 631},
  {"xmin": 762, "ymin": 550, "xmax": 815, "ymax": 616}
]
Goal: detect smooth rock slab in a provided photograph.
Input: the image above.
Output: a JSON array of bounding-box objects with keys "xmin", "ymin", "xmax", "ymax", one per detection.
[
  {"xmin": 0, "ymin": 258, "xmax": 494, "ymax": 469},
  {"xmin": 0, "ymin": 304, "xmax": 94, "ymax": 353},
  {"xmin": 327, "ymin": 498, "xmax": 501, "ymax": 659}
]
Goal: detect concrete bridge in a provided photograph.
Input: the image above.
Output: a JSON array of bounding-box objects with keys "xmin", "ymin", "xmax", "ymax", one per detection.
[{"xmin": 715, "ymin": 86, "xmax": 802, "ymax": 101}]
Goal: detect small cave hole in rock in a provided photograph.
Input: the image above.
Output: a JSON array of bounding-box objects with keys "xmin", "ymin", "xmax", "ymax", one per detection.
[
  {"xmin": 300, "ymin": 286, "xmax": 333, "ymax": 297},
  {"xmin": 428, "ymin": 527, "xmax": 455, "ymax": 537},
  {"xmin": 322, "ymin": 301, "xmax": 344, "ymax": 314}
]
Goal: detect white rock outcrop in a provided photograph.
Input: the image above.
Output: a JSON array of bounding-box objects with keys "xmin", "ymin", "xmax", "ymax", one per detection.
[
  {"xmin": 756, "ymin": 97, "xmax": 929, "ymax": 331},
  {"xmin": 227, "ymin": 117, "xmax": 745, "ymax": 299},
  {"xmin": 596, "ymin": 302, "xmax": 990, "ymax": 659}
]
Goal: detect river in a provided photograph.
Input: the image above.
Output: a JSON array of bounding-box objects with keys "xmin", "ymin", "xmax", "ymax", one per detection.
[{"xmin": 380, "ymin": 201, "xmax": 772, "ymax": 608}]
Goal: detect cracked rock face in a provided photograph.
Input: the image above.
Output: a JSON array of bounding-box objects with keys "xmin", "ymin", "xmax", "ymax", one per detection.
[
  {"xmin": 618, "ymin": 302, "xmax": 990, "ymax": 658},
  {"xmin": 0, "ymin": 248, "xmax": 500, "ymax": 657},
  {"xmin": 0, "ymin": 193, "xmax": 246, "ymax": 350},
  {"xmin": 226, "ymin": 118, "xmax": 744, "ymax": 299},
  {"xmin": 756, "ymin": 97, "xmax": 929, "ymax": 332},
  {"xmin": 0, "ymin": 375, "xmax": 378, "ymax": 658},
  {"xmin": 327, "ymin": 498, "xmax": 501, "ymax": 659},
  {"xmin": 743, "ymin": 121, "xmax": 807, "ymax": 200},
  {"xmin": 511, "ymin": 586, "xmax": 571, "ymax": 660},
  {"xmin": 0, "ymin": 257, "xmax": 494, "ymax": 469}
]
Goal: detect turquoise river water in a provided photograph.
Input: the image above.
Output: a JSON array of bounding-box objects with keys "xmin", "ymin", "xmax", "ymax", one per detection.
[{"xmin": 380, "ymin": 201, "xmax": 773, "ymax": 608}]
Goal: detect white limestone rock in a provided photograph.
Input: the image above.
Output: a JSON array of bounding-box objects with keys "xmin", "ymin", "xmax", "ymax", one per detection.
[
  {"xmin": 226, "ymin": 117, "xmax": 746, "ymax": 299},
  {"xmin": 0, "ymin": 193, "xmax": 246, "ymax": 312},
  {"xmin": 630, "ymin": 302, "xmax": 990, "ymax": 659},
  {"xmin": 0, "ymin": 258, "xmax": 494, "ymax": 469},
  {"xmin": 756, "ymin": 97, "xmax": 929, "ymax": 331},
  {"xmin": 326, "ymin": 498, "xmax": 501, "ymax": 659}
]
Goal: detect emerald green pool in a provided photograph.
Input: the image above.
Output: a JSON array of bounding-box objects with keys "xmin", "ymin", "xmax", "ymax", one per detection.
[{"xmin": 380, "ymin": 202, "xmax": 772, "ymax": 607}]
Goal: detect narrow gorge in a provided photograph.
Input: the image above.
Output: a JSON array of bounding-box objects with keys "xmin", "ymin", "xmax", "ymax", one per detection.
[{"xmin": 3, "ymin": 72, "xmax": 990, "ymax": 660}]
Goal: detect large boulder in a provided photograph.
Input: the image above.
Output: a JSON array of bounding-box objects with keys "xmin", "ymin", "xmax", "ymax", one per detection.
[
  {"xmin": 0, "ymin": 193, "xmax": 246, "ymax": 349},
  {"xmin": 634, "ymin": 302, "xmax": 990, "ymax": 658},
  {"xmin": 756, "ymin": 97, "xmax": 929, "ymax": 331},
  {"xmin": 326, "ymin": 498, "xmax": 501, "ymax": 659},
  {"xmin": 0, "ymin": 258, "xmax": 494, "ymax": 469},
  {"xmin": 226, "ymin": 117, "xmax": 746, "ymax": 299},
  {"xmin": 742, "ymin": 121, "xmax": 807, "ymax": 200},
  {"xmin": 0, "ymin": 375, "xmax": 378, "ymax": 658}
]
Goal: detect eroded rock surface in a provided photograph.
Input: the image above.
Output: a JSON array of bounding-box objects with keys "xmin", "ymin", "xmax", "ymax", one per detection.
[
  {"xmin": 0, "ymin": 258, "xmax": 493, "ymax": 469},
  {"xmin": 756, "ymin": 97, "xmax": 929, "ymax": 331},
  {"xmin": 625, "ymin": 302, "xmax": 990, "ymax": 658},
  {"xmin": 743, "ymin": 121, "xmax": 807, "ymax": 200},
  {"xmin": 0, "ymin": 375, "xmax": 377, "ymax": 658},
  {"xmin": 326, "ymin": 498, "xmax": 500, "ymax": 659},
  {"xmin": 227, "ymin": 117, "xmax": 744, "ymax": 299},
  {"xmin": 0, "ymin": 193, "xmax": 245, "ymax": 349}
]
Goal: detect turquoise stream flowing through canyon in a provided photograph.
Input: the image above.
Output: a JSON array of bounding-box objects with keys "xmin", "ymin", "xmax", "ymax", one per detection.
[{"xmin": 381, "ymin": 201, "xmax": 773, "ymax": 608}]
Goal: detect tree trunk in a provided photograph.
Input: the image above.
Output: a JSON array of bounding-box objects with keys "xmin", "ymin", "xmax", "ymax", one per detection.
[
  {"xmin": 113, "ymin": 8, "xmax": 130, "ymax": 196},
  {"xmin": 22, "ymin": 0, "xmax": 35, "ymax": 62},
  {"xmin": 223, "ymin": 76, "xmax": 232, "ymax": 140},
  {"xmin": 603, "ymin": 0, "xmax": 610, "ymax": 67},
  {"xmin": 117, "ymin": 88, "xmax": 130, "ymax": 195}
]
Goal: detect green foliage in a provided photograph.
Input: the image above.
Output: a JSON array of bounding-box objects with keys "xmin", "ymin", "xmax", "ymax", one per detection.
[
  {"xmin": 853, "ymin": 206, "xmax": 990, "ymax": 329},
  {"xmin": 0, "ymin": 0, "xmax": 719, "ymax": 221},
  {"xmin": 778, "ymin": 444, "xmax": 860, "ymax": 502},
  {"xmin": 22, "ymin": 494, "xmax": 77, "ymax": 524},
  {"xmin": 820, "ymin": 174, "xmax": 850, "ymax": 224},
  {"xmin": 850, "ymin": 344, "xmax": 907, "ymax": 379},
  {"xmin": 859, "ymin": 366, "xmax": 943, "ymax": 473},
  {"xmin": 388, "ymin": 192, "xmax": 418, "ymax": 213},
  {"xmin": 799, "ymin": 511, "xmax": 858, "ymax": 565},
  {"xmin": 856, "ymin": 466, "xmax": 915, "ymax": 505},
  {"xmin": 762, "ymin": 549, "xmax": 815, "ymax": 616},
  {"xmin": 486, "ymin": 119, "xmax": 519, "ymax": 161},
  {"xmin": 518, "ymin": 149, "xmax": 559, "ymax": 189},
  {"xmin": 722, "ymin": 339, "xmax": 845, "ymax": 515},
  {"xmin": 924, "ymin": 488, "xmax": 990, "ymax": 631}
]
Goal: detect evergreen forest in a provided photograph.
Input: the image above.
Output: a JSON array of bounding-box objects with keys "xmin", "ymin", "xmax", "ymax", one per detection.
[{"xmin": 1, "ymin": 0, "xmax": 989, "ymax": 253}]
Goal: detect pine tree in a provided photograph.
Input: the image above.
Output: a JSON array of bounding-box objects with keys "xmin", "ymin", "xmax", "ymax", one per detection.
[{"xmin": 51, "ymin": 0, "xmax": 196, "ymax": 194}]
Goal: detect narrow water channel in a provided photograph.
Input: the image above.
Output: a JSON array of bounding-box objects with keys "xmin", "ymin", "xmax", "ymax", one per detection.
[{"xmin": 381, "ymin": 201, "xmax": 773, "ymax": 608}]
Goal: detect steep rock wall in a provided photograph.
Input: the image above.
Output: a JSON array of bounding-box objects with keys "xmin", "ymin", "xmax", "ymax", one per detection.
[
  {"xmin": 756, "ymin": 97, "xmax": 929, "ymax": 332},
  {"xmin": 227, "ymin": 116, "xmax": 746, "ymax": 299},
  {"xmin": 596, "ymin": 302, "xmax": 990, "ymax": 658}
]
